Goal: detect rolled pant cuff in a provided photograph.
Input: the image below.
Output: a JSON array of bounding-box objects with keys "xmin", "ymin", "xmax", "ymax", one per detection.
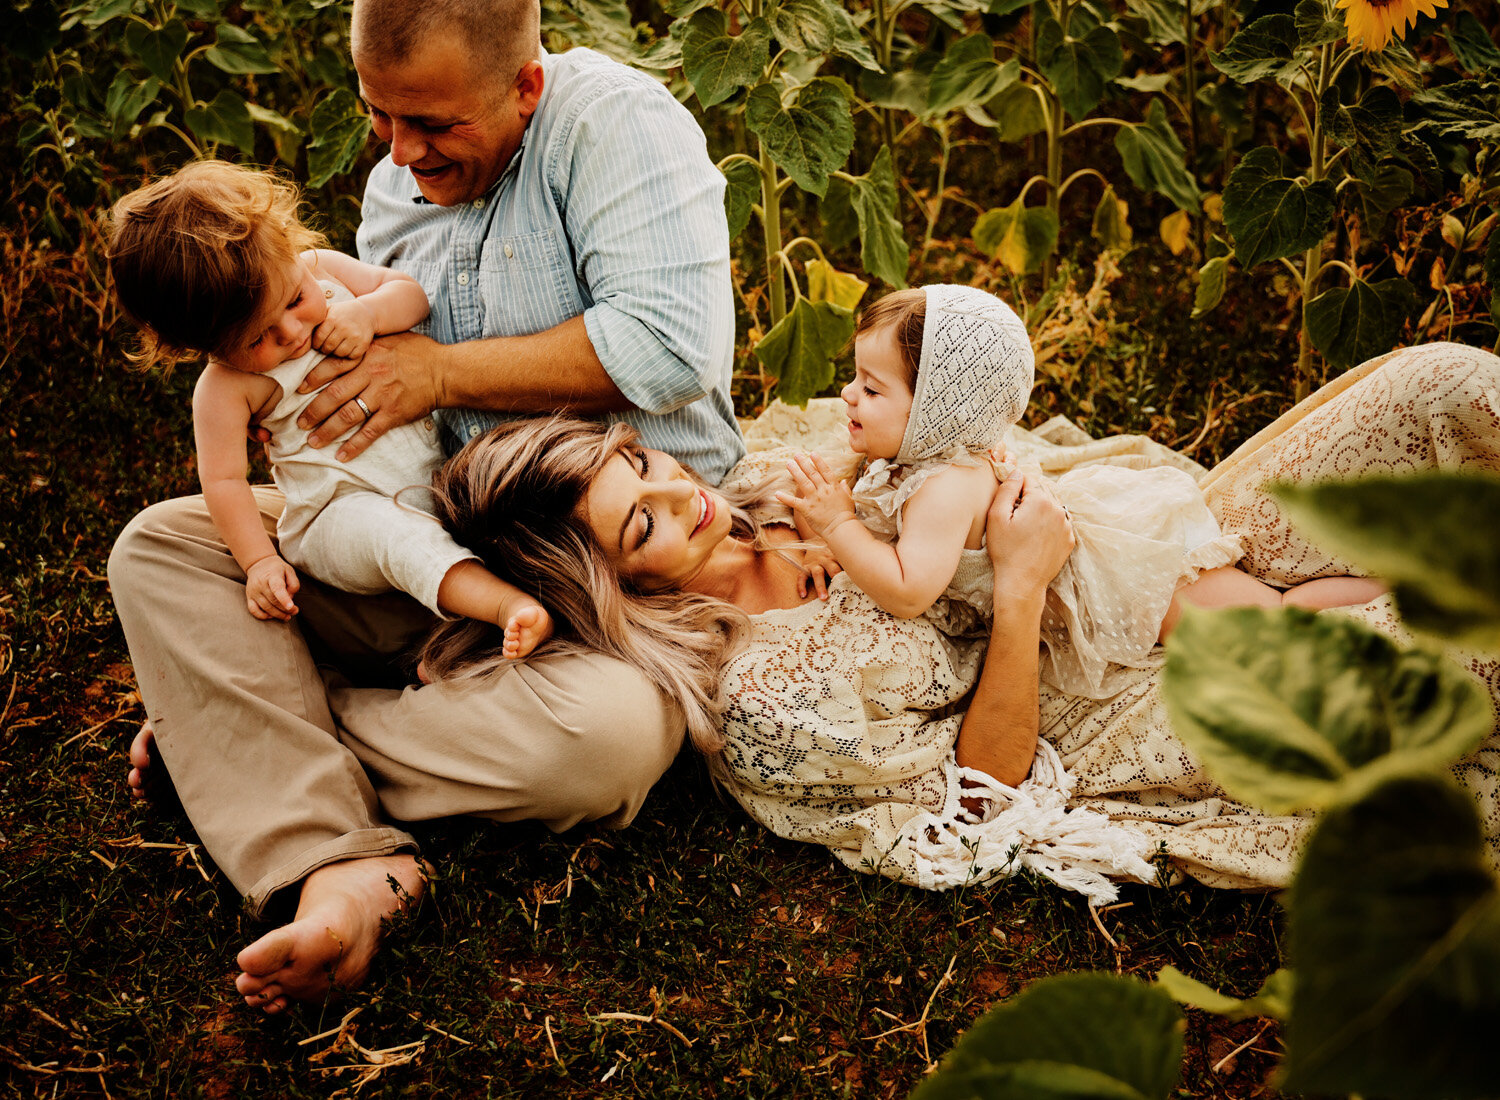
[{"xmin": 244, "ymin": 827, "xmax": 421, "ymax": 919}]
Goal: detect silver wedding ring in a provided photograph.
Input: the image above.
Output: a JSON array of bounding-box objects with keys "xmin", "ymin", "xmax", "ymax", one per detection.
[{"xmin": 354, "ymin": 396, "xmax": 373, "ymax": 420}]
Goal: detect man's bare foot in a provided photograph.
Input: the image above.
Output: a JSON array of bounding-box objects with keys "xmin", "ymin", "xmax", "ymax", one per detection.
[
  {"xmin": 234, "ymin": 854, "xmax": 427, "ymax": 1014},
  {"xmin": 127, "ymin": 721, "xmax": 155, "ymax": 799}
]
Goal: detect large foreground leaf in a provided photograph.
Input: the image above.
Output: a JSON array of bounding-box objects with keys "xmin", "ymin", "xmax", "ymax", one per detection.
[
  {"xmin": 1284, "ymin": 773, "xmax": 1500, "ymax": 1098},
  {"xmin": 1162, "ymin": 607, "xmax": 1491, "ymax": 812},
  {"xmin": 1156, "ymin": 967, "xmax": 1291, "ymax": 1022},
  {"xmin": 912, "ymin": 973, "xmax": 1184, "ymax": 1100},
  {"xmin": 1272, "ymin": 474, "xmax": 1500, "ymax": 650}
]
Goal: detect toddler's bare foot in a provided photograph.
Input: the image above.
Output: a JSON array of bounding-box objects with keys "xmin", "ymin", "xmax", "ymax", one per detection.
[
  {"xmin": 234, "ymin": 854, "xmax": 427, "ymax": 1014},
  {"xmin": 127, "ymin": 721, "xmax": 155, "ymax": 799}
]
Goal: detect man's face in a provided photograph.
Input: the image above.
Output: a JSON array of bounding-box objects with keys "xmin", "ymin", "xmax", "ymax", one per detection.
[{"xmin": 355, "ymin": 33, "xmax": 538, "ymax": 206}]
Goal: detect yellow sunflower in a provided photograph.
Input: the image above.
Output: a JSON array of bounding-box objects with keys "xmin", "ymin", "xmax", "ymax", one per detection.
[{"xmin": 1336, "ymin": 0, "xmax": 1449, "ymax": 51}]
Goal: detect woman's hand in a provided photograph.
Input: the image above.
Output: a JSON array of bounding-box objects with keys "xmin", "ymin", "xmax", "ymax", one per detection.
[
  {"xmin": 296, "ymin": 331, "xmax": 444, "ymax": 461},
  {"xmin": 985, "ymin": 469, "xmax": 1075, "ymax": 603}
]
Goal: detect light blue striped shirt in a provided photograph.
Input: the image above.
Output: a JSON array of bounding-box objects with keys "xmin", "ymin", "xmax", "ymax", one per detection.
[{"xmin": 356, "ymin": 47, "xmax": 745, "ymax": 484}]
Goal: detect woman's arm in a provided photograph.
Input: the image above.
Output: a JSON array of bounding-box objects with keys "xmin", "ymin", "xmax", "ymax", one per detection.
[{"xmin": 954, "ymin": 471, "xmax": 1075, "ymax": 786}]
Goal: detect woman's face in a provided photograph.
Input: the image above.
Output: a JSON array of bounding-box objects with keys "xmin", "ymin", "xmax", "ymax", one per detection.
[{"xmin": 578, "ymin": 445, "xmax": 732, "ymax": 591}]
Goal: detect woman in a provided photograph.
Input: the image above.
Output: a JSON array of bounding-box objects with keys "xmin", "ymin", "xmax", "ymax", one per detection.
[{"xmin": 424, "ymin": 342, "xmax": 1500, "ymax": 902}]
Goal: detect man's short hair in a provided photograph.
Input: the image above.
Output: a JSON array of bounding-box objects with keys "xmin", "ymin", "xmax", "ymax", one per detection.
[{"xmin": 351, "ymin": 0, "xmax": 542, "ymax": 86}]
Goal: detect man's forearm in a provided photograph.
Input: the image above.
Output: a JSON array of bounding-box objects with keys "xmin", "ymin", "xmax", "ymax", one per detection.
[
  {"xmin": 433, "ymin": 314, "xmax": 634, "ymax": 415},
  {"xmin": 954, "ymin": 589, "xmax": 1047, "ymax": 786}
]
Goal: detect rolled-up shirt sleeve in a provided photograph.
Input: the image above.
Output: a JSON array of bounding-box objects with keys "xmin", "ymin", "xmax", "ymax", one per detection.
[{"xmin": 557, "ymin": 80, "xmax": 735, "ymax": 415}]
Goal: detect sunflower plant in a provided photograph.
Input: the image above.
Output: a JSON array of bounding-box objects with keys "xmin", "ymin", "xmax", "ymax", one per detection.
[{"xmin": 1195, "ymin": 0, "xmax": 1500, "ymax": 395}]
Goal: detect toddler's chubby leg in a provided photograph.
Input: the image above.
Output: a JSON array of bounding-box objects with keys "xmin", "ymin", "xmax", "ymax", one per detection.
[
  {"xmin": 1280, "ymin": 575, "xmax": 1387, "ymax": 611},
  {"xmin": 1160, "ymin": 566, "xmax": 1281, "ymax": 639},
  {"xmin": 436, "ymin": 560, "xmax": 554, "ymax": 659},
  {"xmin": 1160, "ymin": 566, "xmax": 1386, "ymax": 640}
]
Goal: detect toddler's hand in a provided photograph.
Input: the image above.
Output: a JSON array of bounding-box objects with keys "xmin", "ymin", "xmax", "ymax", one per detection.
[
  {"xmin": 313, "ymin": 300, "xmax": 375, "ymax": 361},
  {"xmin": 797, "ymin": 541, "xmax": 843, "ymax": 600},
  {"xmin": 245, "ymin": 555, "xmax": 300, "ymax": 620},
  {"xmin": 775, "ymin": 452, "xmax": 857, "ymax": 539},
  {"xmin": 501, "ymin": 598, "xmax": 554, "ymax": 660}
]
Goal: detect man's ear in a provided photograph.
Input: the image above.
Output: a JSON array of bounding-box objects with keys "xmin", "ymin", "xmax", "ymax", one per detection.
[{"xmin": 515, "ymin": 60, "xmax": 544, "ymax": 120}]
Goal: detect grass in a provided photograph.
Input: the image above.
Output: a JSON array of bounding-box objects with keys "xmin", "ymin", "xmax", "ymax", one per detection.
[{"xmin": 0, "ymin": 189, "xmax": 1388, "ymax": 1099}]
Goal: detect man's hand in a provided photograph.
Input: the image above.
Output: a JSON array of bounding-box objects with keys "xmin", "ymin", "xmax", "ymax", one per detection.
[
  {"xmin": 776, "ymin": 452, "xmax": 858, "ymax": 540},
  {"xmin": 986, "ymin": 470, "xmax": 1074, "ymax": 600},
  {"xmin": 312, "ymin": 299, "xmax": 376, "ymax": 361},
  {"xmin": 244, "ymin": 555, "xmax": 301, "ymax": 621},
  {"xmin": 297, "ymin": 331, "xmax": 444, "ymax": 461}
]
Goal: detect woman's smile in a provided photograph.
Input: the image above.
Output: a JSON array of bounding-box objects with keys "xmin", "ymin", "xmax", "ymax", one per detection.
[{"xmin": 692, "ymin": 487, "xmax": 715, "ymax": 536}]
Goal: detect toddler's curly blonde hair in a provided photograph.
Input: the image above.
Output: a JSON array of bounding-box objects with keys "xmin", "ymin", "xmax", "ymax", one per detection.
[{"xmin": 106, "ymin": 159, "xmax": 326, "ymax": 371}]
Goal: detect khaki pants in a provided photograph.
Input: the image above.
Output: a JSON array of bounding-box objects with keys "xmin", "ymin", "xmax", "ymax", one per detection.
[{"xmin": 107, "ymin": 488, "xmax": 686, "ymax": 917}]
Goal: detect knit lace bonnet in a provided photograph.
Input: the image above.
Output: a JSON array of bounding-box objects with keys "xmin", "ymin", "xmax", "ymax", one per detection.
[{"xmin": 895, "ymin": 285, "xmax": 1034, "ymax": 463}]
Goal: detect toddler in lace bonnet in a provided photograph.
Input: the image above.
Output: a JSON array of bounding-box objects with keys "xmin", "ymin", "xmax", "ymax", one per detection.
[{"xmin": 778, "ymin": 284, "xmax": 1382, "ymax": 699}]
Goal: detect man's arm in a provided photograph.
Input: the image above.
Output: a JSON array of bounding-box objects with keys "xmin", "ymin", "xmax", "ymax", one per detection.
[{"xmin": 954, "ymin": 472, "xmax": 1075, "ymax": 787}]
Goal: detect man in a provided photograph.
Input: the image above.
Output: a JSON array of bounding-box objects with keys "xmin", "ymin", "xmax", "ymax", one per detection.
[{"xmin": 110, "ymin": 0, "xmax": 742, "ymax": 1014}]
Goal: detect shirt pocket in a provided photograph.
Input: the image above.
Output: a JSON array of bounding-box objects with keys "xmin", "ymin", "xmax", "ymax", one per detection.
[{"xmin": 478, "ymin": 230, "xmax": 583, "ymax": 337}]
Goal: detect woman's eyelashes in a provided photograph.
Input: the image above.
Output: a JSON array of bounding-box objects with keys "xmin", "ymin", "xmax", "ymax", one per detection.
[{"xmin": 633, "ymin": 449, "xmax": 655, "ymax": 548}]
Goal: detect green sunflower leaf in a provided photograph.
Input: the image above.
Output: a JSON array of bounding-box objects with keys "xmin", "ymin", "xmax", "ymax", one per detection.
[
  {"xmin": 1221, "ymin": 146, "xmax": 1335, "ymax": 269},
  {"xmin": 1284, "ymin": 774, "xmax": 1500, "ymax": 1099},
  {"xmin": 745, "ymin": 78, "xmax": 854, "ymax": 198},
  {"xmin": 753, "ymin": 297, "xmax": 855, "ymax": 406},
  {"xmin": 1304, "ymin": 276, "xmax": 1417, "ymax": 369},
  {"xmin": 1270, "ymin": 473, "xmax": 1500, "ymax": 651},
  {"xmin": 1161, "ymin": 605, "xmax": 1491, "ymax": 813},
  {"xmin": 1036, "ymin": 13, "xmax": 1123, "ymax": 119}
]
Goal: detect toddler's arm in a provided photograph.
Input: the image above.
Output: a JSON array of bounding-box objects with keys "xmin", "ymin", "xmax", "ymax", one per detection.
[
  {"xmin": 193, "ymin": 366, "xmax": 299, "ymax": 620},
  {"xmin": 307, "ymin": 249, "xmax": 430, "ymax": 361},
  {"xmin": 777, "ymin": 453, "xmax": 985, "ymax": 619},
  {"xmin": 437, "ymin": 560, "xmax": 555, "ymax": 659}
]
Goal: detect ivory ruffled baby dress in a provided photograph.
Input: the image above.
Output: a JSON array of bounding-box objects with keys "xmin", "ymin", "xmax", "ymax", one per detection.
[{"xmin": 850, "ymin": 285, "xmax": 1244, "ymax": 699}]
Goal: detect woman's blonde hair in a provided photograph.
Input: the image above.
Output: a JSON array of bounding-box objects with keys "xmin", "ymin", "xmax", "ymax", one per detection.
[
  {"xmin": 421, "ymin": 417, "xmax": 776, "ymax": 758},
  {"xmin": 106, "ymin": 159, "xmax": 326, "ymax": 371},
  {"xmin": 855, "ymin": 287, "xmax": 926, "ymax": 390}
]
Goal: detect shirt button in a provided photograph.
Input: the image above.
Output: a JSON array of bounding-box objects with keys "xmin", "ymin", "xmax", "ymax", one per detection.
[
  {"xmin": 472, "ymin": 199, "xmax": 484, "ymax": 209},
  {"xmin": 422, "ymin": 417, "xmax": 435, "ymax": 431},
  {"xmin": 324, "ymin": 288, "xmax": 334, "ymax": 298},
  {"xmin": 504, "ymin": 244, "xmax": 514, "ymax": 258},
  {"xmin": 457, "ymin": 271, "xmax": 470, "ymax": 286},
  {"xmin": 468, "ymin": 426, "xmax": 479, "ymax": 438}
]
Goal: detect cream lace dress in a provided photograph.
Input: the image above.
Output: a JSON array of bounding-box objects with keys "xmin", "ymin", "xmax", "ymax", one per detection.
[{"xmin": 723, "ymin": 341, "xmax": 1500, "ymax": 898}]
